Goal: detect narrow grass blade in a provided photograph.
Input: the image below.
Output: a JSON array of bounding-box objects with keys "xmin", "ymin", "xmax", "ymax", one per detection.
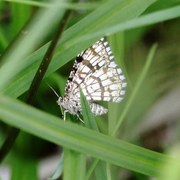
[
  {"xmin": 63, "ymin": 149, "xmax": 86, "ymax": 180},
  {"xmin": 0, "ymin": 94, "xmax": 177, "ymax": 177},
  {"xmin": 111, "ymin": 44, "xmax": 158, "ymax": 136},
  {"xmin": 50, "ymin": 154, "xmax": 64, "ymax": 180},
  {"xmin": 80, "ymin": 88, "xmax": 98, "ymax": 131},
  {"xmin": 159, "ymin": 146, "xmax": 180, "ymax": 180},
  {"xmin": 108, "ymin": 33, "xmax": 125, "ymax": 134},
  {"xmin": 0, "ymin": 0, "xmax": 65, "ymax": 91},
  {"xmin": 80, "ymin": 89, "xmax": 108, "ymax": 179},
  {"xmin": 78, "ymin": 5, "xmax": 180, "ymax": 42},
  {"xmin": 0, "ymin": 28, "xmax": 8, "ymax": 49},
  {"xmin": 4, "ymin": 0, "xmax": 100, "ymax": 10},
  {"xmin": 11, "ymin": 154, "xmax": 38, "ymax": 180},
  {"xmin": 0, "ymin": 0, "xmax": 156, "ymax": 97}
]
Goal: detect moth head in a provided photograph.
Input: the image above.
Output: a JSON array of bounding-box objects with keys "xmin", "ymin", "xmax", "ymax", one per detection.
[
  {"xmin": 57, "ymin": 96, "xmax": 63, "ymax": 105},
  {"xmin": 56, "ymin": 97, "xmax": 65, "ymax": 119}
]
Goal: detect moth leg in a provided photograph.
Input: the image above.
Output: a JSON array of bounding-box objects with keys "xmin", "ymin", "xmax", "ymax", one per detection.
[
  {"xmin": 63, "ymin": 110, "xmax": 68, "ymax": 121},
  {"xmin": 76, "ymin": 114, "xmax": 84, "ymax": 123}
]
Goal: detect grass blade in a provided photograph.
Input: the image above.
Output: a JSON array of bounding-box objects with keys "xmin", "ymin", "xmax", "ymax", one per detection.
[
  {"xmin": 0, "ymin": 0, "xmax": 156, "ymax": 97},
  {"xmin": 111, "ymin": 44, "xmax": 158, "ymax": 136},
  {"xmin": 0, "ymin": 94, "xmax": 176, "ymax": 177}
]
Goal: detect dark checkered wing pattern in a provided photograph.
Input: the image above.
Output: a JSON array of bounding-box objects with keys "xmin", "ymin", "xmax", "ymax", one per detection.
[{"xmin": 64, "ymin": 38, "xmax": 126, "ymax": 103}]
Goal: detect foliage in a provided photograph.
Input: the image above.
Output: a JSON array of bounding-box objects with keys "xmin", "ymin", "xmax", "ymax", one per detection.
[{"xmin": 0, "ymin": 0, "xmax": 180, "ymax": 179}]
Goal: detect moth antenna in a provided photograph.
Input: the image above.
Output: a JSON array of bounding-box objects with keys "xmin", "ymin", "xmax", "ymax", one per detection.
[
  {"xmin": 47, "ymin": 83, "xmax": 60, "ymax": 98},
  {"xmin": 47, "ymin": 83, "xmax": 64, "ymax": 118}
]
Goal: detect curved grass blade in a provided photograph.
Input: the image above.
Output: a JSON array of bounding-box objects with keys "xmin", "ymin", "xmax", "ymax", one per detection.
[{"xmin": 0, "ymin": 94, "xmax": 177, "ymax": 177}]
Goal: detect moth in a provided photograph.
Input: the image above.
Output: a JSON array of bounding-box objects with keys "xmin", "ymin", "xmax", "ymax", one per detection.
[{"xmin": 56, "ymin": 38, "xmax": 127, "ymax": 121}]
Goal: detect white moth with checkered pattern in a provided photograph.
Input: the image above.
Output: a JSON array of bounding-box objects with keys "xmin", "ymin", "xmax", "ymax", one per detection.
[{"xmin": 57, "ymin": 38, "xmax": 127, "ymax": 120}]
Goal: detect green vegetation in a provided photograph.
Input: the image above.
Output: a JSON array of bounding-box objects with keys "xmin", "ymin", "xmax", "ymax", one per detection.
[{"xmin": 0, "ymin": 0, "xmax": 180, "ymax": 179}]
